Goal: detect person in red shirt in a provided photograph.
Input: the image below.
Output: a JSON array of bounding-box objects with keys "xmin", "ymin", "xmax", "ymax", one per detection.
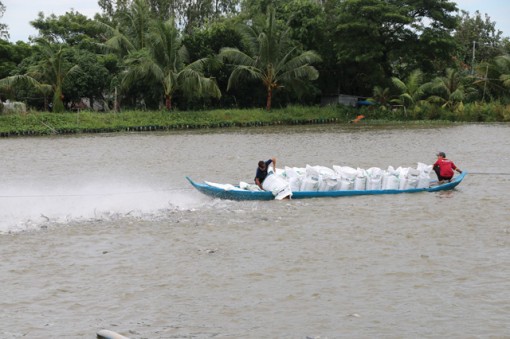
[{"xmin": 433, "ymin": 152, "xmax": 462, "ymax": 183}]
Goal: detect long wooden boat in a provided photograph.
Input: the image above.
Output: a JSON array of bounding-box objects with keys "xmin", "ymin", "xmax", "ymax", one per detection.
[{"xmin": 186, "ymin": 172, "xmax": 466, "ymax": 201}]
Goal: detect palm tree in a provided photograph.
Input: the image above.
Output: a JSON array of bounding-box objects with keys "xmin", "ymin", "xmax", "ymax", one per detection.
[
  {"xmin": 0, "ymin": 75, "xmax": 52, "ymax": 110},
  {"xmin": 391, "ymin": 69, "xmax": 427, "ymax": 108},
  {"xmin": 470, "ymin": 60, "xmax": 505, "ymax": 102},
  {"xmin": 219, "ymin": 6, "xmax": 321, "ymax": 110},
  {"xmin": 425, "ymin": 68, "xmax": 477, "ymax": 111},
  {"xmin": 94, "ymin": 0, "xmax": 152, "ymax": 110},
  {"xmin": 98, "ymin": 0, "xmax": 151, "ymax": 55},
  {"xmin": 121, "ymin": 18, "xmax": 221, "ymax": 110},
  {"xmin": 96, "ymin": 0, "xmax": 220, "ymax": 110},
  {"xmin": 94, "ymin": 0, "xmax": 151, "ymax": 54},
  {"xmin": 370, "ymin": 86, "xmax": 392, "ymax": 108},
  {"xmin": 495, "ymin": 55, "xmax": 510, "ymax": 89},
  {"xmin": 29, "ymin": 39, "xmax": 81, "ymax": 112},
  {"xmin": 0, "ymin": 39, "xmax": 79, "ymax": 112}
]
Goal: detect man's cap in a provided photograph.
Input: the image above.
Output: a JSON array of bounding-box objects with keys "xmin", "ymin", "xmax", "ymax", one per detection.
[{"xmin": 436, "ymin": 151, "xmax": 446, "ymax": 157}]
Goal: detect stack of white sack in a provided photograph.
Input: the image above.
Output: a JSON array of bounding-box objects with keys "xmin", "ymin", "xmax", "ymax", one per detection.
[
  {"xmin": 269, "ymin": 163, "xmax": 433, "ymax": 192},
  {"xmin": 298, "ymin": 165, "xmax": 338, "ymax": 191}
]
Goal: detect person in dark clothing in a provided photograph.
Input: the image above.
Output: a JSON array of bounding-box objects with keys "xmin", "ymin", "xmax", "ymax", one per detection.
[
  {"xmin": 255, "ymin": 158, "xmax": 276, "ymax": 189},
  {"xmin": 433, "ymin": 152, "xmax": 462, "ymax": 183}
]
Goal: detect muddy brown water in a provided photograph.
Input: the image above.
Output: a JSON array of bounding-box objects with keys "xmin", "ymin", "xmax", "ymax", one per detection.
[{"xmin": 1, "ymin": 123, "xmax": 509, "ymax": 338}]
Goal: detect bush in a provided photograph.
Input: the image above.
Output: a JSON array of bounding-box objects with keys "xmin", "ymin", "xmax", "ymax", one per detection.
[{"xmin": 461, "ymin": 101, "xmax": 510, "ymax": 122}]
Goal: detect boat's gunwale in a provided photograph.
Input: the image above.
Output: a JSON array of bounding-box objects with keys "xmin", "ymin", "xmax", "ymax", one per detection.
[{"xmin": 186, "ymin": 172, "xmax": 466, "ymax": 201}]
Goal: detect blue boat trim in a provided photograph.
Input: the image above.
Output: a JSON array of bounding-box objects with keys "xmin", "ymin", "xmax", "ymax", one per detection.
[{"xmin": 186, "ymin": 172, "xmax": 466, "ymax": 201}]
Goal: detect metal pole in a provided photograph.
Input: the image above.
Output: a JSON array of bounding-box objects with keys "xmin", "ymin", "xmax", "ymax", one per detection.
[{"xmin": 471, "ymin": 41, "xmax": 476, "ymax": 74}]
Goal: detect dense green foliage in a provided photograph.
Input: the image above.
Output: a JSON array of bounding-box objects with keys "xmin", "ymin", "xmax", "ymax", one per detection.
[{"xmin": 0, "ymin": 0, "xmax": 509, "ymax": 121}]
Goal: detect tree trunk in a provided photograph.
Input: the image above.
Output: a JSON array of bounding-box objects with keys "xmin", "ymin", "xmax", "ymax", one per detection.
[
  {"xmin": 52, "ymin": 87, "xmax": 65, "ymax": 113},
  {"xmin": 165, "ymin": 94, "xmax": 172, "ymax": 110},
  {"xmin": 114, "ymin": 87, "xmax": 119, "ymax": 112},
  {"xmin": 266, "ymin": 87, "xmax": 272, "ymax": 111}
]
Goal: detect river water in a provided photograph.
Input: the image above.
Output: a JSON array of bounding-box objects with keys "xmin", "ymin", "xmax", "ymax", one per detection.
[{"xmin": 1, "ymin": 123, "xmax": 509, "ymax": 338}]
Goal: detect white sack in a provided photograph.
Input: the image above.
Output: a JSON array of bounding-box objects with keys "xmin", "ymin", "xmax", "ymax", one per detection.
[
  {"xmin": 262, "ymin": 173, "xmax": 292, "ymax": 200},
  {"xmin": 354, "ymin": 168, "xmax": 367, "ymax": 190},
  {"xmin": 382, "ymin": 173, "xmax": 400, "ymax": 190},
  {"xmin": 417, "ymin": 162, "xmax": 433, "ymax": 175},
  {"xmin": 333, "ymin": 165, "xmax": 358, "ymax": 180},
  {"xmin": 289, "ymin": 176, "xmax": 302, "ymax": 192},
  {"xmin": 300, "ymin": 176, "xmax": 319, "ymax": 191},
  {"xmin": 239, "ymin": 181, "xmax": 263, "ymax": 191},
  {"xmin": 316, "ymin": 166, "xmax": 337, "ymax": 191},
  {"xmin": 339, "ymin": 178, "xmax": 354, "ymax": 191},
  {"xmin": 399, "ymin": 167, "xmax": 419, "ymax": 190},
  {"xmin": 284, "ymin": 166, "xmax": 299, "ymax": 179},
  {"xmin": 366, "ymin": 167, "xmax": 383, "ymax": 190},
  {"xmin": 319, "ymin": 176, "xmax": 339, "ymax": 191},
  {"xmin": 205, "ymin": 181, "xmax": 241, "ymax": 191},
  {"xmin": 300, "ymin": 165, "xmax": 320, "ymax": 191}
]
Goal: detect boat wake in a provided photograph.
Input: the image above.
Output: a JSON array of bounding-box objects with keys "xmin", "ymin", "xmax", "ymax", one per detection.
[{"xmin": 0, "ymin": 184, "xmax": 213, "ymax": 234}]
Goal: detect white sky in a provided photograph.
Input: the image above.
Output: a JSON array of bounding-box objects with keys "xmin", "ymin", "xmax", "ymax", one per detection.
[
  {"xmin": 2, "ymin": 0, "xmax": 101, "ymax": 42},
  {"xmin": 1, "ymin": 0, "xmax": 510, "ymax": 42}
]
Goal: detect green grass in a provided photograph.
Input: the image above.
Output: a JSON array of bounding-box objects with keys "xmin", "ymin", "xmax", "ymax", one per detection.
[
  {"xmin": 0, "ymin": 103, "xmax": 507, "ymax": 137},
  {"xmin": 0, "ymin": 106, "xmax": 353, "ymax": 136}
]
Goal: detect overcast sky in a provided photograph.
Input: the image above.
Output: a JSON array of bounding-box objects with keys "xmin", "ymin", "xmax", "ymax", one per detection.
[{"xmin": 2, "ymin": 0, "xmax": 510, "ymax": 42}]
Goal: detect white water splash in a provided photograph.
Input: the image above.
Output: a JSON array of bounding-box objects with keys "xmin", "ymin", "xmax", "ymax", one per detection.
[{"xmin": 0, "ymin": 183, "xmax": 208, "ymax": 234}]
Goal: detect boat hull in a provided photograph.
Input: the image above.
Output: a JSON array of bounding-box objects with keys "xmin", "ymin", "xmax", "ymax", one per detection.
[{"xmin": 186, "ymin": 172, "xmax": 466, "ymax": 201}]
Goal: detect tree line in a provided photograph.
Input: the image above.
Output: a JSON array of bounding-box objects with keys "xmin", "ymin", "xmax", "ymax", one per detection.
[{"xmin": 0, "ymin": 0, "xmax": 509, "ymax": 117}]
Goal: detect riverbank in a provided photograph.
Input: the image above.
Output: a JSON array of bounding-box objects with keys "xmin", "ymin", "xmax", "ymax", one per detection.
[
  {"xmin": 0, "ymin": 107, "xmax": 346, "ymax": 137},
  {"xmin": 0, "ymin": 104, "xmax": 500, "ymax": 137}
]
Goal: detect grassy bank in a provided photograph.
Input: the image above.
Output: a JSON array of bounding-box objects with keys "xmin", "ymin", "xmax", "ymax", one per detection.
[
  {"xmin": 0, "ymin": 106, "xmax": 356, "ymax": 137},
  {"xmin": 1, "ymin": 103, "xmax": 508, "ymax": 137}
]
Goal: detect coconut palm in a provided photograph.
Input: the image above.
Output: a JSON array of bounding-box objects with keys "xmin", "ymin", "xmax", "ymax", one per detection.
[
  {"xmin": 93, "ymin": 0, "xmax": 153, "ymax": 110},
  {"xmin": 391, "ymin": 69, "xmax": 427, "ymax": 108},
  {"xmin": 425, "ymin": 68, "xmax": 477, "ymax": 111},
  {"xmin": 26, "ymin": 39, "xmax": 81, "ymax": 112},
  {"xmin": 370, "ymin": 86, "xmax": 392, "ymax": 108},
  {"xmin": 121, "ymin": 18, "xmax": 221, "ymax": 110},
  {"xmin": 219, "ymin": 6, "xmax": 321, "ymax": 110},
  {"xmin": 98, "ymin": 0, "xmax": 151, "ymax": 56},
  {"xmin": 495, "ymin": 55, "xmax": 510, "ymax": 89},
  {"xmin": 0, "ymin": 75, "xmax": 52, "ymax": 110},
  {"xmin": 0, "ymin": 39, "xmax": 79, "ymax": 112},
  {"xmin": 96, "ymin": 0, "xmax": 220, "ymax": 110},
  {"xmin": 470, "ymin": 60, "xmax": 504, "ymax": 102},
  {"xmin": 0, "ymin": 39, "xmax": 78, "ymax": 112}
]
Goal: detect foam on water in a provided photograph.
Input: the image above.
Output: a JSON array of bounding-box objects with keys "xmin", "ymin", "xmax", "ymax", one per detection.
[{"xmin": 0, "ymin": 183, "xmax": 209, "ymax": 234}]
